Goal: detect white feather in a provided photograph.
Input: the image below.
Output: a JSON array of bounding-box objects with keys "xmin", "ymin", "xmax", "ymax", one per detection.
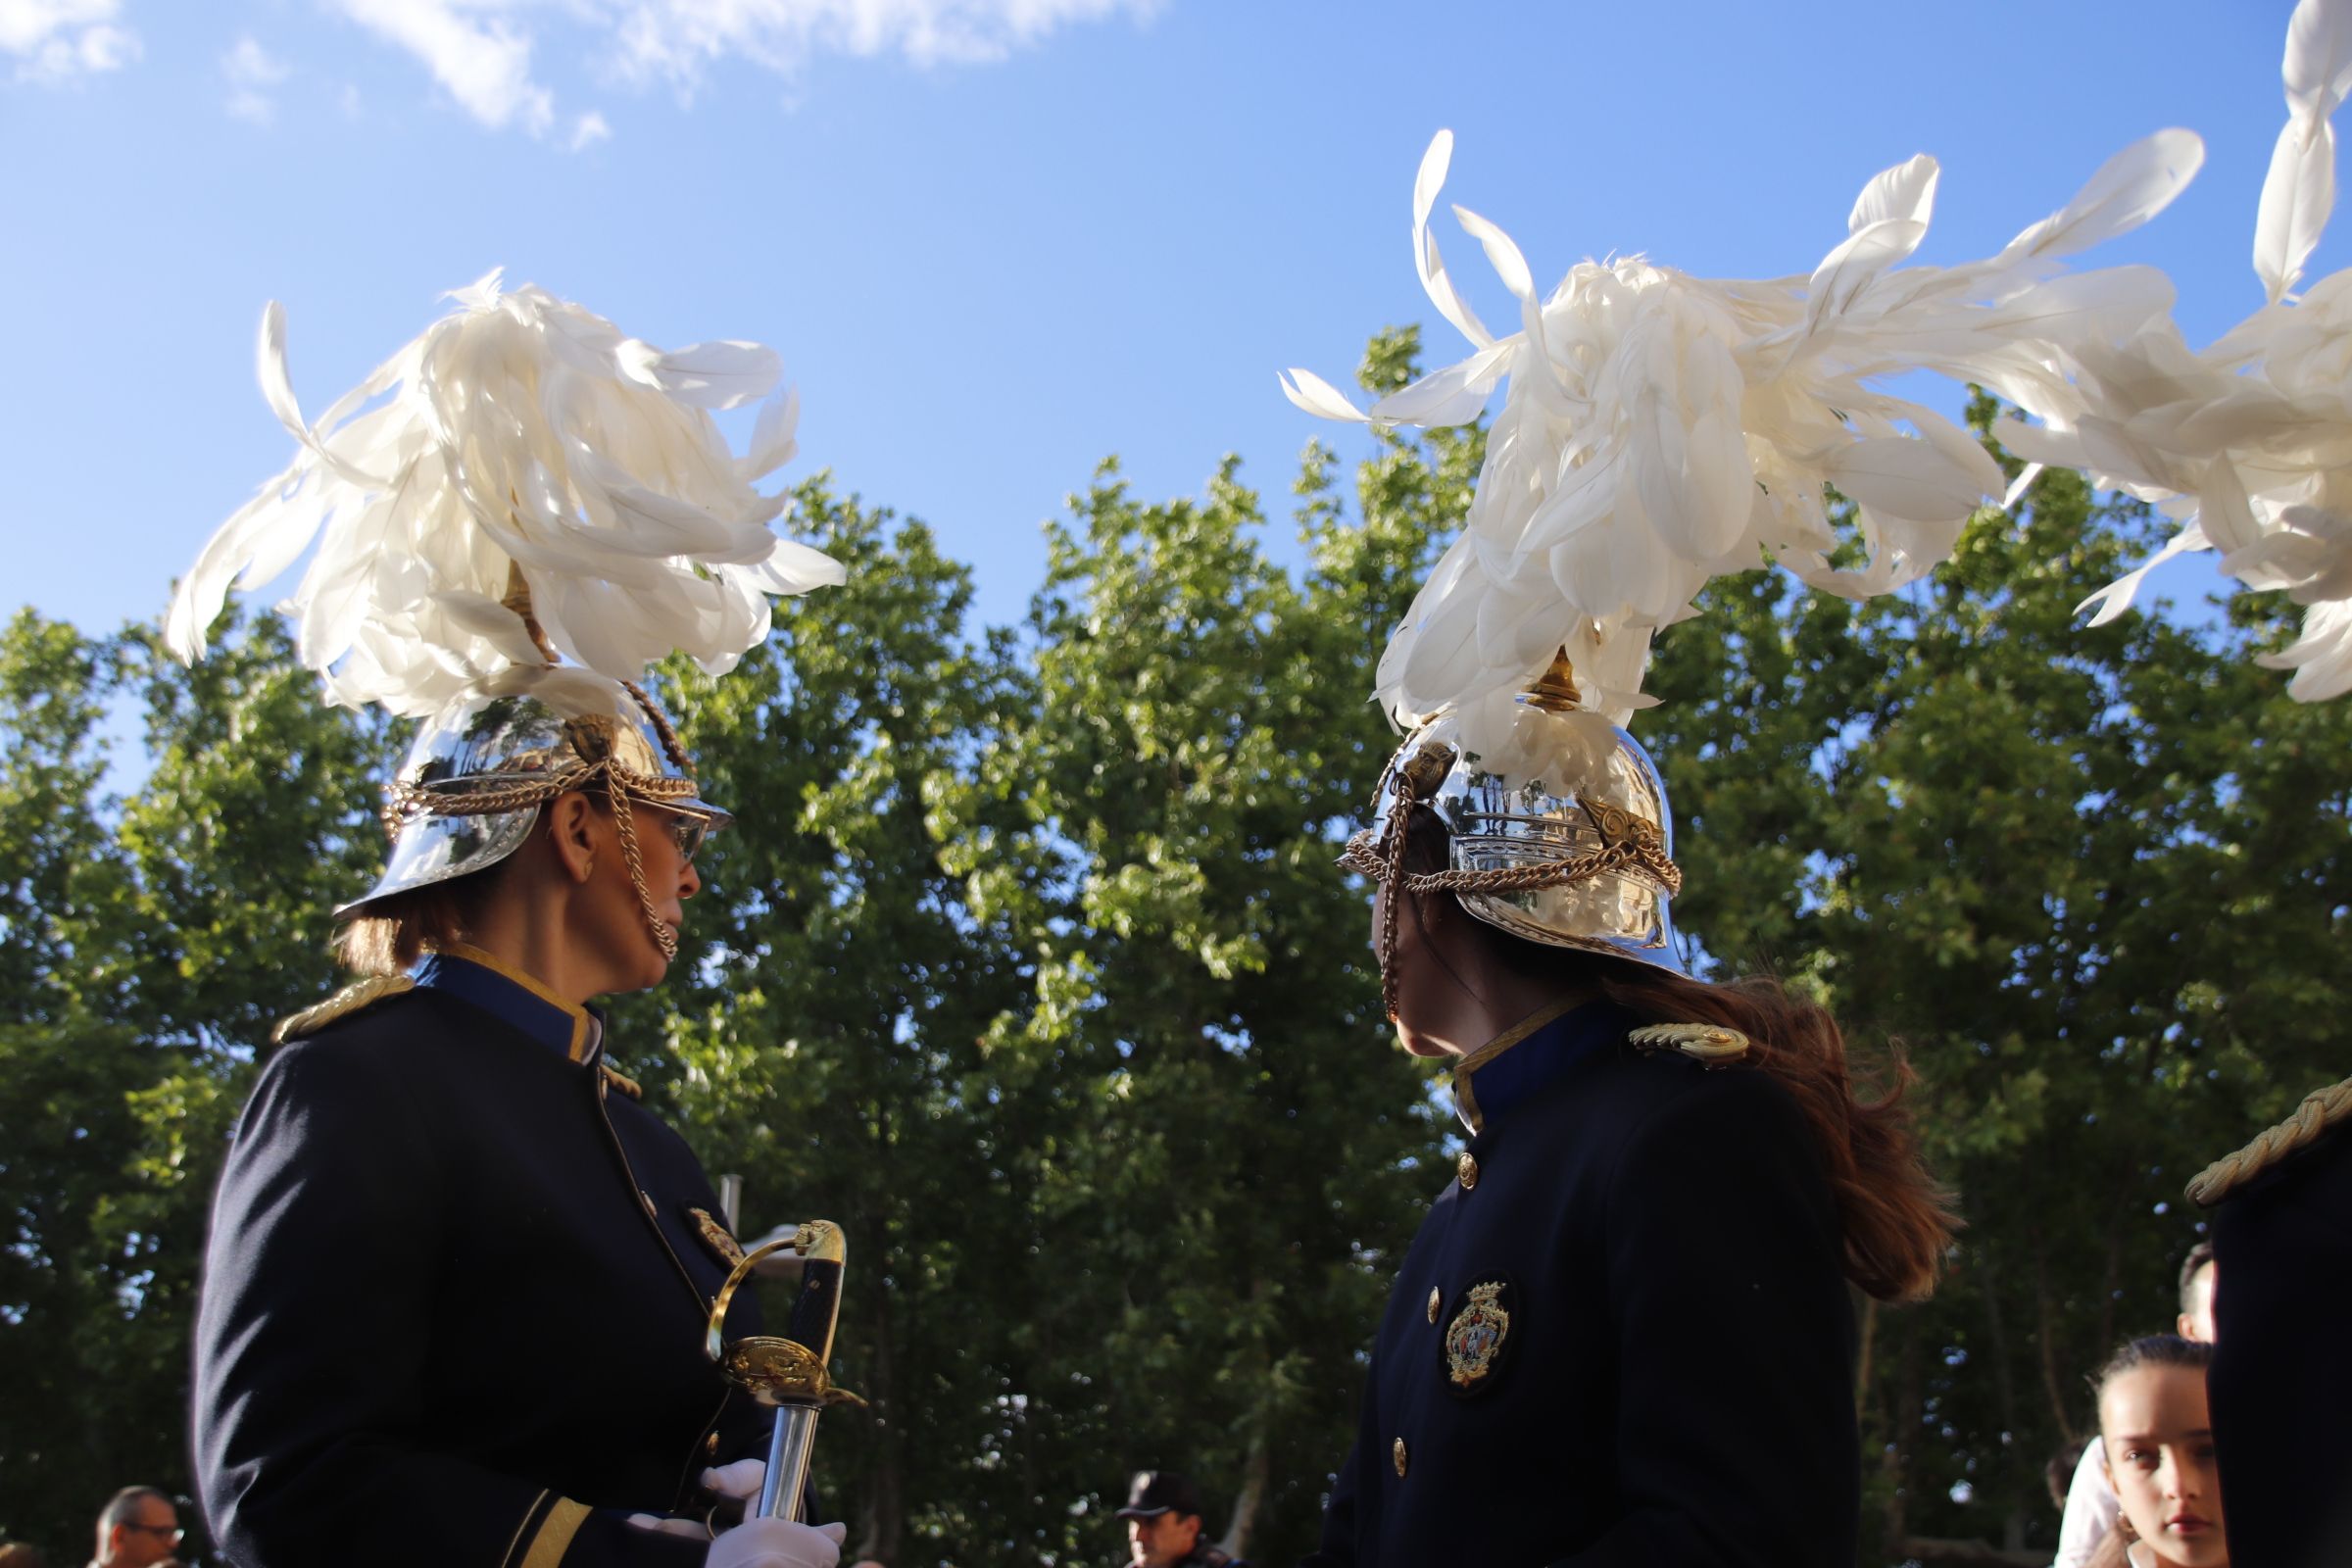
[
  {"xmin": 2255, "ymin": 118, "xmax": 2336, "ymax": 303},
  {"xmin": 1288, "ymin": 124, "xmax": 2205, "ymax": 778},
  {"xmin": 2284, "ymin": 0, "xmax": 2352, "ymax": 119},
  {"xmin": 1279, "ymin": 368, "xmax": 1372, "ymax": 422},
  {"xmin": 1991, "ymin": 130, "xmax": 2207, "ymax": 269},
  {"xmin": 1412, "ymin": 131, "xmax": 1497, "ymax": 350},
  {"xmin": 169, "ymin": 278, "xmax": 843, "ymax": 720}
]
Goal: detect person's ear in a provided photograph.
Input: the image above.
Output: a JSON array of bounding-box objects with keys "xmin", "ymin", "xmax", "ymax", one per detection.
[{"xmin": 546, "ymin": 791, "xmax": 599, "ymax": 884}]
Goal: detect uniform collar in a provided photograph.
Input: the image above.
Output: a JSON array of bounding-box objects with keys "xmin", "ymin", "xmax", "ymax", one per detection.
[
  {"xmin": 412, "ymin": 943, "xmax": 599, "ymax": 1063},
  {"xmin": 1452, "ymin": 998, "xmax": 1627, "ymax": 1136}
]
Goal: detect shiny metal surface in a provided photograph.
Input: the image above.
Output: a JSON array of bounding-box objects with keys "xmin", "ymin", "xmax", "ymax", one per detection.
[
  {"xmin": 1371, "ymin": 722, "xmax": 1685, "ymax": 972},
  {"xmin": 336, "ymin": 686, "xmax": 731, "ymax": 919}
]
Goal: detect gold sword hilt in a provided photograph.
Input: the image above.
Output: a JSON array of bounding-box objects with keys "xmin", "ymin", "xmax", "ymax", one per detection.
[{"xmin": 706, "ymin": 1220, "xmax": 865, "ymax": 1520}]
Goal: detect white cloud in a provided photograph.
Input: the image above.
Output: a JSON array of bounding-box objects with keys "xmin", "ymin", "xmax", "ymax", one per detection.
[
  {"xmin": 332, "ymin": 0, "xmax": 554, "ymax": 137},
  {"xmin": 1, "ymin": 0, "xmax": 138, "ymax": 83},
  {"xmin": 321, "ymin": 0, "xmax": 1152, "ymax": 144},
  {"xmin": 222, "ymin": 34, "xmax": 291, "ymax": 125},
  {"xmin": 607, "ymin": 0, "xmax": 1157, "ymax": 89}
]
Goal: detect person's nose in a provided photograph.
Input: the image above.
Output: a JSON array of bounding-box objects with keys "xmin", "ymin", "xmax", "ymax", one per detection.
[{"xmin": 678, "ymin": 855, "xmax": 701, "ymax": 901}]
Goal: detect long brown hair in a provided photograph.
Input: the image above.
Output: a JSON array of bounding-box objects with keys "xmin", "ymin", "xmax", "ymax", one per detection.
[
  {"xmin": 1594, "ymin": 962, "xmax": 1958, "ymax": 1303},
  {"xmin": 1397, "ymin": 803, "xmax": 1957, "ymax": 1302}
]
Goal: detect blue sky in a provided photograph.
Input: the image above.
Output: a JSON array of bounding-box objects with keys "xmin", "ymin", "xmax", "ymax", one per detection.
[{"xmin": 3, "ymin": 0, "xmax": 2327, "ymax": 642}]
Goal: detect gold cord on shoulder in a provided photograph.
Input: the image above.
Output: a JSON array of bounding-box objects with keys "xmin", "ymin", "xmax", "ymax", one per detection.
[
  {"xmin": 272, "ymin": 974, "xmax": 416, "ymax": 1044},
  {"xmin": 2187, "ymin": 1074, "xmax": 2352, "ymax": 1207},
  {"xmin": 1627, "ymin": 1021, "xmax": 1752, "ymax": 1068}
]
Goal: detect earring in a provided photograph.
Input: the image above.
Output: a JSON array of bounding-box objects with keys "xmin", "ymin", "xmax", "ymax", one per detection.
[{"xmin": 2117, "ymin": 1514, "xmax": 2138, "ymax": 1542}]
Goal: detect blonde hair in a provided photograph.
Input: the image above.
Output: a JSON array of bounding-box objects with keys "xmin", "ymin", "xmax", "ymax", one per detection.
[{"xmin": 332, "ymin": 880, "xmax": 490, "ymax": 976}]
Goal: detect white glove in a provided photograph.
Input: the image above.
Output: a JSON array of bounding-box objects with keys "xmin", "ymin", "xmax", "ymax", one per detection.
[
  {"xmin": 702, "ymin": 1459, "xmax": 766, "ymax": 1501},
  {"xmin": 622, "ymin": 1460, "xmax": 772, "ymax": 1539},
  {"xmin": 705, "ymin": 1518, "xmax": 846, "ymax": 1568}
]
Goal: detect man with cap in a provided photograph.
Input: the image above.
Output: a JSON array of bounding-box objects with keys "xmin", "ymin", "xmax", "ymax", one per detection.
[{"xmin": 1115, "ymin": 1473, "xmax": 1245, "ymax": 1568}]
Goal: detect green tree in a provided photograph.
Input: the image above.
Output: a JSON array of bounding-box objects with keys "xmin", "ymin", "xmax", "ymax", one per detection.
[
  {"xmin": 948, "ymin": 325, "xmax": 1476, "ymax": 1560},
  {"xmin": 1635, "ymin": 399, "xmax": 2352, "ymax": 1561},
  {"xmin": 0, "ymin": 605, "xmax": 391, "ymax": 1557},
  {"xmin": 644, "ymin": 478, "xmax": 1054, "ymax": 1566}
]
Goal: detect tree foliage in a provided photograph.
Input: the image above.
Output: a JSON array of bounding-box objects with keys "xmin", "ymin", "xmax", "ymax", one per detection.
[{"xmin": 1, "ymin": 343, "xmax": 2344, "ymax": 1566}]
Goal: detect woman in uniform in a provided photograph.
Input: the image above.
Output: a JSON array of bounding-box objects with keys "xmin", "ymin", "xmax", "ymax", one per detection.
[
  {"xmin": 1304, "ymin": 663, "xmax": 1958, "ymax": 1567},
  {"xmin": 177, "ymin": 279, "xmax": 850, "ymax": 1568}
]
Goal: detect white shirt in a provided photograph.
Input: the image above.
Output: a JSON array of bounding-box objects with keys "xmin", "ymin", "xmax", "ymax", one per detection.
[{"xmin": 2054, "ymin": 1440, "xmax": 2121, "ymax": 1568}]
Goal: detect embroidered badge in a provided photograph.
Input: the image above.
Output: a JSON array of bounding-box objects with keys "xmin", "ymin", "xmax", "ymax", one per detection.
[
  {"xmin": 1441, "ymin": 1278, "xmax": 1516, "ymax": 1396},
  {"xmin": 689, "ymin": 1207, "xmax": 748, "ymax": 1269}
]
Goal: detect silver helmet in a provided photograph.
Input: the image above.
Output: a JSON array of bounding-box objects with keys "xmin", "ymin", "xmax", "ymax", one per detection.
[
  {"xmin": 1343, "ymin": 652, "xmax": 1685, "ymax": 1013},
  {"xmin": 339, "ymin": 669, "xmax": 729, "ymax": 956}
]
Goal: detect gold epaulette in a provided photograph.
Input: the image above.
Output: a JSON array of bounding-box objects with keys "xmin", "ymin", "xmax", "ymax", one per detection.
[
  {"xmin": 2186, "ymin": 1073, "xmax": 2352, "ymax": 1207},
  {"xmin": 600, "ymin": 1063, "xmax": 642, "ymax": 1101},
  {"xmin": 1628, "ymin": 1022, "xmax": 1752, "ymax": 1068},
  {"xmin": 271, "ymin": 974, "xmax": 416, "ymax": 1044}
]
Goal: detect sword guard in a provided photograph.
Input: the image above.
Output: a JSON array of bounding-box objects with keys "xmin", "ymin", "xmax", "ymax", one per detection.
[{"xmin": 720, "ymin": 1335, "xmax": 867, "ymax": 1409}]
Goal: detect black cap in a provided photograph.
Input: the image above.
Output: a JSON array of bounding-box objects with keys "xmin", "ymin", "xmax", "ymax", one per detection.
[{"xmin": 1115, "ymin": 1470, "xmax": 1204, "ymax": 1520}]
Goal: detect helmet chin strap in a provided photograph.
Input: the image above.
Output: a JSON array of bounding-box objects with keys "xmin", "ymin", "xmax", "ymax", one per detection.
[{"xmin": 604, "ymin": 784, "xmax": 680, "ymax": 963}]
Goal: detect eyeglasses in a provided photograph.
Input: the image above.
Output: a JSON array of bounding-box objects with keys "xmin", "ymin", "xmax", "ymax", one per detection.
[
  {"xmin": 639, "ymin": 802, "xmax": 711, "ymax": 866},
  {"xmin": 123, "ymin": 1524, "xmax": 184, "ymax": 1544}
]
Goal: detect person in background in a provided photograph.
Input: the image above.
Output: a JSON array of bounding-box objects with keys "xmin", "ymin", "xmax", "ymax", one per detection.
[
  {"xmin": 2055, "ymin": 1245, "xmax": 2217, "ymax": 1568},
  {"xmin": 1115, "ymin": 1472, "xmax": 1247, "ymax": 1568},
  {"xmin": 85, "ymin": 1489, "xmax": 178, "ymax": 1568},
  {"xmin": 0, "ymin": 1543, "xmax": 51, "ymax": 1568},
  {"xmin": 2086, "ymin": 1337, "xmax": 2226, "ymax": 1568}
]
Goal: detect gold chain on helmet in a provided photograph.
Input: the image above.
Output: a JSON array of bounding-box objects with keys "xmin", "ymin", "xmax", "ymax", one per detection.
[
  {"xmin": 379, "ymin": 566, "xmax": 699, "ymax": 961},
  {"xmin": 377, "ymin": 701, "xmax": 699, "ymax": 961},
  {"xmin": 1343, "ymin": 757, "xmax": 1682, "ymax": 1023}
]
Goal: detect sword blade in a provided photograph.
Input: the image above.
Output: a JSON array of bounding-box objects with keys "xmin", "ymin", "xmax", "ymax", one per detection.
[{"xmin": 758, "ymin": 1404, "xmax": 821, "ymax": 1520}]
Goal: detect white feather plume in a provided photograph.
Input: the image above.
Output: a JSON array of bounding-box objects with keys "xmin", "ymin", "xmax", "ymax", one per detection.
[
  {"xmin": 168, "ymin": 270, "xmax": 846, "ymax": 719},
  {"xmin": 2012, "ymin": 0, "xmax": 2352, "ymax": 702},
  {"xmin": 1285, "ymin": 128, "xmax": 2198, "ymax": 773}
]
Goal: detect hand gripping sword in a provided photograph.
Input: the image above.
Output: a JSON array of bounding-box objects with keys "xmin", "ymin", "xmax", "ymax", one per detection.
[{"xmin": 706, "ymin": 1220, "xmax": 866, "ymax": 1520}]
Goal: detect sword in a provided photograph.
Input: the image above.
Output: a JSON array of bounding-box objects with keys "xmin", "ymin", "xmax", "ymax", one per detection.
[{"xmin": 706, "ymin": 1219, "xmax": 864, "ymax": 1521}]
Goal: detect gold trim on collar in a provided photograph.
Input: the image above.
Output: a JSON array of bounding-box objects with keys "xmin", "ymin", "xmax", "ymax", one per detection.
[
  {"xmin": 433, "ymin": 942, "xmax": 595, "ymax": 1061},
  {"xmin": 1453, "ymin": 997, "xmax": 1589, "ymax": 1137}
]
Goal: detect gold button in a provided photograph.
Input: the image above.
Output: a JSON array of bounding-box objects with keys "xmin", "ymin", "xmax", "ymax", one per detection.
[
  {"xmin": 1457, "ymin": 1152, "xmax": 1479, "ymax": 1190},
  {"xmin": 1426, "ymin": 1287, "xmax": 1442, "ymax": 1323},
  {"xmin": 1392, "ymin": 1438, "xmax": 1408, "ymax": 1478},
  {"xmin": 707, "ymin": 1432, "xmax": 721, "ymax": 1456},
  {"xmin": 641, "ymin": 1190, "xmax": 659, "ymax": 1218}
]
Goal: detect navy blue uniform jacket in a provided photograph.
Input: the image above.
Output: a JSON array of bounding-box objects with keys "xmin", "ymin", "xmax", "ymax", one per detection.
[
  {"xmin": 1302, "ymin": 1004, "xmax": 1858, "ymax": 1568},
  {"xmin": 192, "ymin": 947, "xmax": 770, "ymax": 1568},
  {"xmin": 2210, "ymin": 1118, "xmax": 2352, "ymax": 1568}
]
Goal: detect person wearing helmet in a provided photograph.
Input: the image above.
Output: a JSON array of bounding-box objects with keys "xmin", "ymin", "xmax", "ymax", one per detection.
[
  {"xmin": 190, "ymin": 674, "xmax": 849, "ymax": 1568},
  {"xmin": 1300, "ymin": 654, "xmax": 1958, "ymax": 1568},
  {"xmin": 178, "ymin": 279, "xmax": 850, "ymax": 1568}
]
